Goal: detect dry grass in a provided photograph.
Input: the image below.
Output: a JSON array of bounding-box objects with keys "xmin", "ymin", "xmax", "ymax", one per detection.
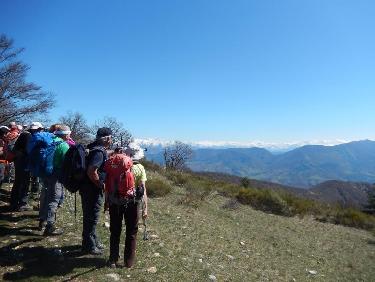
[{"xmin": 1, "ymin": 178, "xmax": 375, "ymax": 281}]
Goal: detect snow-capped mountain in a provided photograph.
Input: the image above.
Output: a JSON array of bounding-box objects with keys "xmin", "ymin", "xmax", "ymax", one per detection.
[{"xmin": 134, "ymin": 138, "xmax": 349, "ymax": 153}]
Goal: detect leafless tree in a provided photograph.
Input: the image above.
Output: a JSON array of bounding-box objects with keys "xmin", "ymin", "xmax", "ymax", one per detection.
[
  {"xmin": 163, "ymin": 141, "xmax": 193, "ymax": 170},
  {"xmin": 91, "ymin": 116, "xmax": 133, "ymax": 147},
  {"xmin": 0, "ymin": 34, "xmax": 55, "ymax": 125},
  {"xmin": 59, "ymin": 111, "xmax": 92, "ymax": 144}
]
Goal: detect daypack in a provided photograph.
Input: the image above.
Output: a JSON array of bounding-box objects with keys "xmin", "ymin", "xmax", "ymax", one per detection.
[
  {"xmin": 28, "ymin": 132, "xmax": 62, "ymax": 177},
  {"xmin": 59, "ymin": 144, "xmax": 87, "ymax": 193},
  {"xmin": 4, "ymin": 132, "xmax": 19, "ymax": 162},
  {"xmin": 104, "ymin": 153, "xmax": 135, "ymax": 204}
]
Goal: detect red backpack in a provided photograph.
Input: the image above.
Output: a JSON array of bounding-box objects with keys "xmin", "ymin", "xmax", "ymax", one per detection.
[{"xmin": 104, "ymin": 154, "xmax": 135, "ymax": 203}]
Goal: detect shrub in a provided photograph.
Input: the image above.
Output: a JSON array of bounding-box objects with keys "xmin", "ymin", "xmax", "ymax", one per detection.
[
  {"xmin": 165, "ymin": 170, "xmax": 189, "ymax": 186},
  {"xmin": 237, "ymin": 188, "xmax": 291, "ymax": 216},
  {"xmin": 141, "ymin": 159, "xmax": 163, "ymax": 173},
  {"xmin": 332, "ymin": 208, "xmax": 375, "ymax": 230},
  {"xmin": 147, "ymin": 177, "xmax": 172, "ymax": 197},
  {"xmin": 178, "ymin": 179, "xmax": 215, "ymax": 208},
  {"xmin": 241, "ymin": 177, "xmax": 250, "ymax": 188},
  {"xmin": 217, "ymin": 183, "xmax": 242, "ymax": 197},
  {"xmin": 222, "ymin": 198, "xmax": 240, "ymax": 210},
  {"xmin": 281, "ymin": 193, "xmax": 321, "ymax": 216}
]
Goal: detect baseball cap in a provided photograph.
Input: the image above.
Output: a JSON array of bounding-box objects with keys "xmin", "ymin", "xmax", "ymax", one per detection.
[{"xmin": 96, "ymin": 127, "xmax": 112, "ymax": 139}]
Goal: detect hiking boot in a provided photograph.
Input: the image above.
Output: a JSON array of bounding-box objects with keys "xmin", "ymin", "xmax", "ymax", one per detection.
[
  {"xmin": 107, "ymin": 260, "xmax": 118, "ymax": 268},
  {"xmin": 88, "ymin": 247, "xmax": 103, "ymax": 256},
  {"xmin": 82, "ymin": 246, "xmax": 103, "ymax": 256},
  {"xmin": 38, "ymin": 220, "xmax": 47, "ymax": 231},
  {"xmin": 96, "ymin": 242, "xmax": 105, "ymax": 250},
  {"xmin": 43, "ymin": 225, "xmax": 63, "ymax": 236}
]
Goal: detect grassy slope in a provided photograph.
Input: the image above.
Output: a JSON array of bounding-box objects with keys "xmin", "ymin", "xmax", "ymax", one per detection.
[{"xmin": 0, "ymin": 173, "xmax": 375, "ymax": 282}]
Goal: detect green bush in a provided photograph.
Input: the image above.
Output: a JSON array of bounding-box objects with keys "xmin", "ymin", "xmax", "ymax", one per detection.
[
  {"xmin": 237, "ymin": 188, "xmax": 291, "ymax": 216},
  {"xmin": 217, "ymin": 183, "xmax": 242, "ymax": 197},
  {"xmin": 332, "ymin": 208, "xmax": 375, "ymax": 230},
  {"xmin": 141, "ymin": 159, "xmax": 163, "ymax": 173},
  {"xmin": 178, "ymin": 179, "xmax": 214, "ymax": 208},
  {"xmin": 281, "ymin": 193, "xmax": 321, "ymax": 216},
  {"xmin": 165, "ymin": 170, "xmax": 189, "ymax": 186},
  {"xmin": 147, "ymin": 177, "xmax": 172, "ymax": 197}
]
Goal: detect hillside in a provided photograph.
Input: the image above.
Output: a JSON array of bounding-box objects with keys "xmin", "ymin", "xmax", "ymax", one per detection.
[
  {"xmin": 196, "ymin": 172, "xmax": 374, "ymax": 209},
  {"xmin": 1, "ymin": 172, "xmax": 375, "ymax": 281},
  {"xmin": 147, "ymin": 140, "xmax": 375, "ymax": 188},
  {"xmin": 308, "ymin": 180, "xmax": 374, "ymax": 209}
]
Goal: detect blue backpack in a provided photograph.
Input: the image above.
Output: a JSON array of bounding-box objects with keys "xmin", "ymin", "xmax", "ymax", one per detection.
[{"xmin": 28, "ymin": 132, "xmax": 63, "ymax": 177}]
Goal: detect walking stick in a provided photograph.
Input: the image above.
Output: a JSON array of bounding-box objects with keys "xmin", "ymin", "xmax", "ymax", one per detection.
[{"xmin": 74, "ymin": 192, "xmax": 77, "ymax": 220}]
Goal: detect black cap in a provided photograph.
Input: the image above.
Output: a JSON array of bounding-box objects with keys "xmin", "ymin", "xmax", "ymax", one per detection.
[{"xmin": 96, "ymin": 127, "xmax": 112, "ymax": 138}]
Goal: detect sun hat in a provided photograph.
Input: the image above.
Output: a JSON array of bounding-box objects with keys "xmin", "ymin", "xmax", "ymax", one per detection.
[
  {"xmin": 29, "ymin": 122, "xmax": 43, "ymax": 130},
  {"xmin": 125, "ymin": 142, "xmax": 145, "ymax": 161}
]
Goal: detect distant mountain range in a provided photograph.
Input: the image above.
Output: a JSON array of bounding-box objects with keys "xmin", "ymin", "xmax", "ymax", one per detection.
[
  {"xmin": 144, "ymin": 140, "xmax": 375, "ymax": 188},
  {"xmin": 136, "ymin": 138, "xmax": 348, "ymax": 153}
]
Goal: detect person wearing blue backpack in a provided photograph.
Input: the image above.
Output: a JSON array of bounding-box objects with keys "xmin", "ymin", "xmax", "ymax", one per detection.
[{"xmin": 37, "ymin": 124, "xmax": 71, "ymax": 235}]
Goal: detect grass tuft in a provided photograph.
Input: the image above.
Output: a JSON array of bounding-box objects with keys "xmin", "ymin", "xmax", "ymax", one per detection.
[{"xmin": 146, "ymin": 175, "xmax": 172, "ymax": 197}]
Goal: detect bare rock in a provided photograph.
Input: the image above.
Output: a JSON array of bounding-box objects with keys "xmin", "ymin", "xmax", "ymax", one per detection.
[
  {"xmin": 147, "ymin": 266, "xmax": 157, "ymax": 273},
  {"xmin": 105, "ymin": 273, "xmax": 120, "ymax": 281},
  {"xmin": 150, "ymin": 234, "xmax": 159, "ymax": 240}
]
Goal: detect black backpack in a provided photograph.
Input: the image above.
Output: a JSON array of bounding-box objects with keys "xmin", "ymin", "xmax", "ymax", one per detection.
[{"xmin": 60, "ymin": 144, "xmax": 87, "ymax": 193}]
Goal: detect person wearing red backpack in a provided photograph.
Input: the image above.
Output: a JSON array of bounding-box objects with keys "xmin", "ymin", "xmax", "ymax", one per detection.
[
  {"xmin": 80, "ymin": 127, "xmax": 112, "ymax": 255},
  {"xmin": 105, "ymin": 143, "xmax": 148, "ymax": 268}
]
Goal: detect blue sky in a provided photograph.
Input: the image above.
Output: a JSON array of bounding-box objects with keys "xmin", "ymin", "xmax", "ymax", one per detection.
[{"xmin": 1, "ymin": 0, "xmax": 374, "ymax": 143}]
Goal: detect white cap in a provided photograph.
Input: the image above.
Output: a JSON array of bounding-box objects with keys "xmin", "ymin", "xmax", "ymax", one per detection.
[
  {"xmin": 0, "ymin": 126, "xmax": 10, "ymax": 131},
  {"xmin": 125, "ymin": 142, "xmax": 145, "ymax": 161},
  {"xmin": 29, "ymin": 121, "xmax": 43, "ymax": 130}
]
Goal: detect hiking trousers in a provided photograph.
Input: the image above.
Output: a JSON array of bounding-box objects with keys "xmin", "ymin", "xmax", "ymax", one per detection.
[
  {"xmin": 40, "ymin": 173, "xmax": 63, "ymax": 226},
  {"xmin": 80, "ymin": 184, "xmax": 104, "ymax": 250},
  {"xmin": 0, "ymin": 162, "xmax": 5, "ymax": 188},
  {"xmin": 109, "ymin": 201, "xmax": 139, "ymax": 268},
  {"xmin": 10, "ymin": 157, "xmax": 30, "ymax": 209}
]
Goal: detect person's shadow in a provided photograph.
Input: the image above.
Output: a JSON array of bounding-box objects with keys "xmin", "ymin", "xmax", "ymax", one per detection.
[{"xmin": 1, "ymin": 243, "xmax": 106, "ymax": 281}]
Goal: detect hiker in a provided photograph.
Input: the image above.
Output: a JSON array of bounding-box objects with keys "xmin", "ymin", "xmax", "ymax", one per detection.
[
  {"xmin": 80, "ymin": 127, "xmax": 112, "ymax": 255},
  {"xmin": 58, "ymin": 131, "xmax": 76, "ymax": 208},
  {"xmin": 26, "ymin": 122, "xmax": 45, "ymax": 211},
  {"xmin": 3, "ymin": 122, "xmax": 20, "ymax": 183},
  {"xmin": 38, "ymin": 124, "xmax": 71, "ymax": 235},
  {"xmin": 106, "ymin": 143, "xmax": 148, "ymax": 268},
  {"xmin": 0, "ymin": 126, "xmax": 10, "ymax": 189},
  {"xmin": 9, "ymin": 124, "xmax": 32, "ymax": 211}
]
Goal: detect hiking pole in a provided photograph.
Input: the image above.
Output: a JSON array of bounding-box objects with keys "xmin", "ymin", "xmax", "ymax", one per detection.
[
  {"xmin": 143, "ymin": 218, "xmax": 149, "ymax": 240},
  {"xmin": 74, "ymin": 192, "xmax": 77, "ymax": 220},
  {"xmin": 141, "ymin": 199, "xmax": 149, "ymax": 240}
]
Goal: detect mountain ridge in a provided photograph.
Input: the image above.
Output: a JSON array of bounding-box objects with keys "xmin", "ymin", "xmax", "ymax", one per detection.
[{"xmin": 145, "ymin": 140, "xmax": 375, "ymax": 188}]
